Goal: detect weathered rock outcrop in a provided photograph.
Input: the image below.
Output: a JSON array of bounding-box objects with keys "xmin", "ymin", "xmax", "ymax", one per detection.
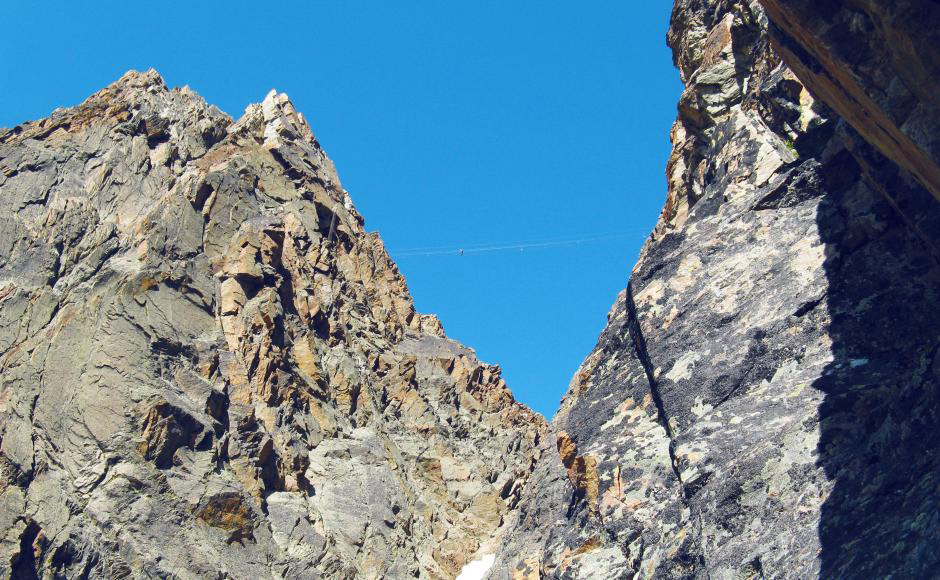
[
  {"xmin": 492, "ymin": 1, "xmax": 940, "ymax": 578},
  {"xmin": 0, "ymin": 71, "xmax": 546, "ymax": 579},
  {"xmin": 4, "ymin": 2, "xmax": 940, "ymax": 578},
  {"xmin": 758, "ymin": 0, "xmax": 940, "ymax": 203}
]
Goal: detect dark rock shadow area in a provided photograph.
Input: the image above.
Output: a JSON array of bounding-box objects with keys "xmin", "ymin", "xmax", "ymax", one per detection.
[{"xmin": 814, "ymin": 134, "xmax": 940, "ymax": 578}]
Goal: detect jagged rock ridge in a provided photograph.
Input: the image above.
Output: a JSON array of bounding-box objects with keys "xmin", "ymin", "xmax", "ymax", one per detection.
[
  {"xmin": 491, "ymin": 1, "xmax": 940, "ymax": 578},
  {"xmin": 4, "ymin": 2, "xmax": 940, "ymax": 577},
  {"xmin": 0, "ymin": 70, "xmax": 546, "ymax": 579}
]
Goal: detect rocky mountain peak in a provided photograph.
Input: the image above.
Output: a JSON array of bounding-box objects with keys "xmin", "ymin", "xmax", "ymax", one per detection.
[
  {"xmin": 4, "ymin": 0, "xmax": 940, "ymax": 577},
  {"xmin": 0, "ymin": 67, "xmax": 545, "ymax": 579}
]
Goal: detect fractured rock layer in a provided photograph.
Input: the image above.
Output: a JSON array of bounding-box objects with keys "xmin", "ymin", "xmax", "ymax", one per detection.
[
  {"xmin": 3, "ymin": 2, "xmax": 940, "ymax": 578},
  {"xmin": 492, "ymin": 1, "xmax": 940, "ymax": 578},
  {"xmin": 0, "ymin": 71, "xmax": 545, "ymax": 579},
  {"xmin": 758, "ymin": 0, "xmax": 940, "ymax": 203}
]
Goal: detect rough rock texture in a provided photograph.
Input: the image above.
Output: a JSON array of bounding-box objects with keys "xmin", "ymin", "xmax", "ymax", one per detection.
[
  {"xmin": 0, "ymin": 70, "xmax": 546, "ymax": 579},
  {"xmin": 4, "ymin": 3, "xmax": 940, "ymax": 578},
  {"xmin": 758, "ymin": 0, "xmax": 940, "ymax": 203},
  {"xmin": 492, "ymin": 1, "xmax": 940, "ymax": 578}
]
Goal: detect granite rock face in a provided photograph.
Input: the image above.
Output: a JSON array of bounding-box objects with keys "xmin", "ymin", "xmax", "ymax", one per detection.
[
  {"xmin": 491, "ymin": 1, "xmax": 940, "ymax": 578},
  {"xmin": 0, "ymin": 71, "xmax": 546, "ymax": 579}
]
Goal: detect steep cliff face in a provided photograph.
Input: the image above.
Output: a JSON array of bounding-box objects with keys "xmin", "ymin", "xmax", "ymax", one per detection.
[
  {"xmin": 0, "ymin": 71, "xmax": 546, "ymax": 579},
  {"xmin": 493, "ymin": 1, "xmax": 940, "ymax": 578},
  {"xmin": 3, "ymin": 3, "xmax": 939, "ymax": 578}
]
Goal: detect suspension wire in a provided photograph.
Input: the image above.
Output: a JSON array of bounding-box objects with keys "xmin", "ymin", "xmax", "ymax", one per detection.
[
  {"xmin": 390, "ymin": 230, "xmax": 632, "ymax": 254},
  {"xmin": 390, "ymin": 229, "xmax": 648, "ymax": 257}
]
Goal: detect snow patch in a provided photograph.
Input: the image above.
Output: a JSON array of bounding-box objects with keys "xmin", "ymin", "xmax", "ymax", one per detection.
[{"xmin": 456, "ymin": 554, "xmax": 496, "ymax": 580}]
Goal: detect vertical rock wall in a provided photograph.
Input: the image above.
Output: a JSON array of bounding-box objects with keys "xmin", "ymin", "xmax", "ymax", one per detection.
[{"xmin": 492, "ymin": 1, "xmax": 940, "ymax": 577}]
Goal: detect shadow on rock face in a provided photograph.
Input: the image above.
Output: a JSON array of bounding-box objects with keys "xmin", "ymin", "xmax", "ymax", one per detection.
[{"xmin": 813, "ymin": 137, "xmax": 940, "ymax": 578}]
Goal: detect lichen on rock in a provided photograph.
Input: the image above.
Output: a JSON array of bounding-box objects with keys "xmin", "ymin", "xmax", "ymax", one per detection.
[{"xmin": 489, "ymin": 1, "xmax": 940, "ymax": 578}]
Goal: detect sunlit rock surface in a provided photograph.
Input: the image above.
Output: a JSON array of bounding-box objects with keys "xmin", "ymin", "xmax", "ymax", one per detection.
[
  {"xmin": 490, "ymin": 1, "xmax": 940, "ymax": 577},
  {"xmin": 3, "ymin": 1, "xmax": 940, "ymax": 577},
  {"xmin": 0, "ymin": 70, "xmax": 546, "ymax": 579}
]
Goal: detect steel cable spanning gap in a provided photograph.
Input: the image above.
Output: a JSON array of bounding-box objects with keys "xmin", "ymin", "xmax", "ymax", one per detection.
[
  {"xmin": 390, "ymin": 230, "xmax": 650, "ymax": 257},
  {"xmin": 392, "ymin": 231, "xmax": 635, "ymax": 253}
]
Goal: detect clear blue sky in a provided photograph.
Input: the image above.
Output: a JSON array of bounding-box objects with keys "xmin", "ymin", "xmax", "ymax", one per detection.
[{"xmin": 1, "ymin": 1, "xmax": 682, "ymax": 417}]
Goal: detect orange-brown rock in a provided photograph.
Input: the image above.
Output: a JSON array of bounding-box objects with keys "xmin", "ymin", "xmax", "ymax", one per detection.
[{"xmin": 0, "ymin": 70, "xmax": 546, "ymax": 579}]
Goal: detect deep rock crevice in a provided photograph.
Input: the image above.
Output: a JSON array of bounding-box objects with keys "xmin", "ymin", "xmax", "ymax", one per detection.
[
  {"xmin": 489, "ymin": 1, "xmax": 940, "ymax": 578},
  {"xmin": 625, "ymin": 280, "xmax": 684, "ymax": 492}
]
